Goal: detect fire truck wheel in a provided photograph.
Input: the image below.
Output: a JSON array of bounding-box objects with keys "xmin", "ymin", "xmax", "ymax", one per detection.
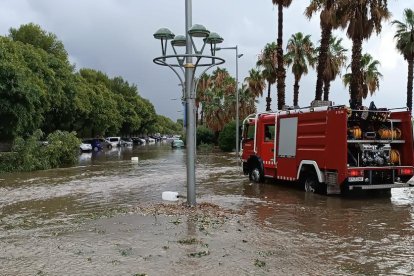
[
  {"xmin": 303, "ymin": 173, "xmax": 319, "ymax": 193},
  {"xmin": 249, "ymin": 165, "xmax": 263, "ymax": 183}
]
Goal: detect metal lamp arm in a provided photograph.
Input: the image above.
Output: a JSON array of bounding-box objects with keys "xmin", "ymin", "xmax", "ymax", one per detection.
[
  {"xmin": 153, "ymin": 58, "xmax": 185, "ymax": 89},
  {"xmin": 193, "ymin": 63, "xmax": 219, "ymax": 97},
  {"xmin": 171, "ymin": 47, "xmax": 186, "ymax": 75}
]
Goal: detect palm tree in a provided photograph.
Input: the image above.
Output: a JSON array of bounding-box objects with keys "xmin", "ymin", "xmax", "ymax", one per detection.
[
  {"xmin": 343, "ymin": 53, "xmax": 382, "ymax": 100},
  {"xmin": 392, "ymin": 8, "xmax": 414, "ymax": 111},
  {"xmin": 245, "ymin": 68, "xmax": 266, "ymax": 99},
  {"xmin": 211, "ymin": 67, "xmax": 229, "ymax": 90},
  {"xmin": 272, "ymin": 0, "xmax": 293, "ymax": 110},
  {"xmin": 238, "ymin": 84, "xmax": 258, "ymax": 118},
  {"xmin": 196, "ymin": 73, "xmax": 211, "ymax": 125},
  {"xmin": 336, "ymin": 0, "xmax": 390, "ymax": 107},
  {"xmin": 321, "ymin": 36, "xmax": 347, "ymax": 100},
  {"xmin": 284, "ymin": 32, "xmax": 317, "ymax": 106},
  {"xmin": 203, "ymin": 68, "xmax": 236, "ymax": 133},
  {"xmin": 305, "ymin": 0, "xmax": 339, "ymax": 101},
  {"xmin": 204, "ymin": 89, "xmax": 225, "ymax": 133},
  {"xmin": 257, "ymin": 42, "xmax": 277, "ymax": 111}
]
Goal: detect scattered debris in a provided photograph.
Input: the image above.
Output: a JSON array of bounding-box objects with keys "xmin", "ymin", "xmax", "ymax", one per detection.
[
  {"xmin": 178, "ymin": 238, "xmax": 200, "ymax": 245},
  {"xmin": 187, "ymin": 250, "xmax": 210, "ymax": 258}
]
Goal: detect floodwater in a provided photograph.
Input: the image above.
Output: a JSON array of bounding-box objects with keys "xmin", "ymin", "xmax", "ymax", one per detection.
[{"xmin": 0, "ymin": 143, "xmax": 414, "ymax": 275}]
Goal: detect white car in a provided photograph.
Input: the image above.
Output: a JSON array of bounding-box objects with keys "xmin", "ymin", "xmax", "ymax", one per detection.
[
  {"xmin": 105, "ymin": 137, "xmax": 121, "ymax": 148},
  {"xmin": 80, "ymin": 142, "xmax": 92, "ymax": 152}
]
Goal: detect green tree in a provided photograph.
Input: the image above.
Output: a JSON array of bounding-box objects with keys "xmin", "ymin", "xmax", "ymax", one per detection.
[
  {"xmin": 9, "ymin": 23, "xmax": 68, "ymax": 60},
  {"xmin": 136, "ymin": 97, "xmax": 157, "ymax": 134},
  {"xmin": 321, "ymin": 36, "xmax": 347, "ymax": 101},
  {"xmin": 153, "ymin": 115, "xmax": 182, "ymax": 134},
  {"xmin": 272, "ymin": 0, "xmax": 293, "ymax": 110},
  {"xmin": 78, "ymin": 69, "xmax": 123, "ymax": 136},
  {"xmin": 110, "ymin": 77, "xmax": 143, "ymax": 135},
  {"xmin": 284, "ymin": 32, "xmax": 317, "ymax": 106},
  {"xmin": 0, "ymin": 37, "xmax": 46, "ymax": 139},
  {"xmin": 257, "ymin": 43, "xmax": 277, "ymax": 111},
  {"xmin": 343, "ymin": 53, "xmax": 382, "ymax": 100},
  {"xmin": 392, "ymin": 8, "xmax": 414, "ymax": 111},
  {"xmin": 9, "ymin": 24, "xmax": 80, "ymax": 134},
  {"xmin": 0, "ymin": 23, "xmax": 174, "ymax": 141},
  {"xmin": 336, "ymin": 0, "xmax": 390, "ymax": 107}
]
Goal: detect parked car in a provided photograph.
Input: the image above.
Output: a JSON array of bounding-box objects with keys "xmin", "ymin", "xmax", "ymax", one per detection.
[
  {"xmin": 82, "ymin": 139, "xmax": 103, "ymax": 151},
  {"xmin": 105, "ymin": 137, "xmax": 121, "ymax": 148},
  {"xmin": 94, "ymin": 138, "xmax": 112, "ymax": 149},
  {"xmin": 131, "ymin": 137, "xmax": 146, "ymax": 145},
  {"xmin": 120, "ymin": 138, "xmax": 133, "ymax": 147},
  {"xmin": 147, "ymin": 137, "xmax": 156, "ymax": 143},
  {"xmin": 80, "ymin": 142, "xmax": 92, "ymax": 152},
  {"xmin": 171, "ymin": 139, "xmax": 185, "ymax": 149}
]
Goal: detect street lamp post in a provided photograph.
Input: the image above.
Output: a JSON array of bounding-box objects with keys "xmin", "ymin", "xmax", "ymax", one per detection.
[
  {"xmin": 216, "ymin": 46, "xmax": 243, "ymax": 162},
  {"xmin": 153, "ymin": 0, "xmax": 225, "ymax": 206}
]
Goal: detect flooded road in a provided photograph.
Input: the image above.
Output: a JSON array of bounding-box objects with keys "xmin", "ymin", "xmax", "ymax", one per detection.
[{"xmin": 1, "ymin": 143, "xmax": 414, "ymax": 275}]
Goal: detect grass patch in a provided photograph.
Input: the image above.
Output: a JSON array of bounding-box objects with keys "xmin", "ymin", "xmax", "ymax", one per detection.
[
  {"xmin": 254, "ymin": 259, "xmax": 266, "ymax": 268},
  {"xmin": 258, "ymin": 250, "xmax": 275, "ymax": 257},
  {"xmin": 119, "ymin": 247, "xmax": 133, "ymax": 257},
  {"xmin": 198, "ymin": 143, "xmax": 214, "ymax": 152},
  {"xmin": 169, "ymin": 218, "xmax": 182, "ymax": 225},
  {"xmin": 178, "ymin": 237, "xmax": 199, "ymax": 245}
]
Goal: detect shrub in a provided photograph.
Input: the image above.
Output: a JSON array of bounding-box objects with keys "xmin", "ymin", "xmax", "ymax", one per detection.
[
  {"xmin": 0, "ymin": 152, "xmax": 19, "ymax": 172},
  {"xmin": 197, "ymin": 126, "xmax": 214, "ymax": 146},
  {"xmin": 45, "ymin": 130, "xmax": 80, "ymax": 167},
  {"xmin": 0, "ymin": 130, "xmax": 80, "ymax": 173},
  {"xmin": 218, "ymin": 121, "xmax": 236, "ymax": 152}
]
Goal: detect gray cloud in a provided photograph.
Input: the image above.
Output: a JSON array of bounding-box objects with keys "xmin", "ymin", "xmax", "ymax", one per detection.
[{"xmin": 0, "ymin": 0, "xmax": 409, "ymax": 120}]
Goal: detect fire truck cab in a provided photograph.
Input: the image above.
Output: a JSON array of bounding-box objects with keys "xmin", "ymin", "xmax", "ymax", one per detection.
[{"xmin": 241, "ymin": 104, "xmax": 414, "ymax": 195}]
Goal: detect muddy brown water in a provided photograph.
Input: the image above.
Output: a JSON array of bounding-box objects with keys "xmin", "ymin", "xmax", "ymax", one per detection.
[{"xmin": 1, "ymin": 143, "xmax": 414, "ymax": 275}]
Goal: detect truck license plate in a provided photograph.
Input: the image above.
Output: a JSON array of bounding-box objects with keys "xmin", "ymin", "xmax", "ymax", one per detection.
[{"xmin": 348, "ymin": 177, "xmax": 364, "ymax": 182}]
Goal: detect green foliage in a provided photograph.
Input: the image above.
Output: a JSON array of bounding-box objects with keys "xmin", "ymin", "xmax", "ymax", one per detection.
[
  {"xmin": 0, "ymin": 37, "xmax": 47, "ymax": 139},
  {"xmin": 197, "ymin": 126, "xmax": 214, "ymax": 146},
  {"xmin": 154, "ymin": 115, "xmax": 183, "ymax": 135},
  {"xmin": 77, "ymin": 69, "xmax": 158, "ymax": 136},
  {"xmin": 0, "ymin": 130, "xmax": 80, "ymax": 173},
  {"xmin": 218, "ymin": 121, "xmax": 236, "ymax": 152},
  {"xmin": 0, "ymin": 152, "xmax": 19, "ymax": 172},
  {"xmin": 0, "ymin": 23, "xmax": 176, "ymax": 141},
  {"xmin": 9, "ymin": 23, "xmax": 68, "ymax": 60},
  {"xmin": 44, "ymin": 130, "xmax": 80, "ymax": 167}
]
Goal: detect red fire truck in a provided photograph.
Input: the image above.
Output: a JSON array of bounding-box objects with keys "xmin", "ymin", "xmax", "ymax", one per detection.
[{"xmin": 241, "ymin": 103, "xmax": 414, "ymax": 195}]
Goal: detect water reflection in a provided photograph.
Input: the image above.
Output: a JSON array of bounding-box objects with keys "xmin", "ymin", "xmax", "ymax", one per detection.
[
  {"xmin": 0, "ymin": 143, "xmax": 413, "ymax": 275},
  {"xmin": 241, "ymin": 180, "xmax": 414, "ymax": 275}
]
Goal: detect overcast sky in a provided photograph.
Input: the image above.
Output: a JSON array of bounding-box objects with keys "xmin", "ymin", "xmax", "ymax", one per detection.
[{"xmin": 0, "ymin": 0, "xmax": 410, "ymax": 121}]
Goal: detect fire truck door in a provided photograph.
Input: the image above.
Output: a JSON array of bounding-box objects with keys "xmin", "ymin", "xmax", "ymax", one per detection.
[
  {"xmin": 276, "ymin": 117, "xmax": 298, "ymax": 179},
  {"xmin": 261, "ymin": 124, "xmax": 276, "ymax": 168}
]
